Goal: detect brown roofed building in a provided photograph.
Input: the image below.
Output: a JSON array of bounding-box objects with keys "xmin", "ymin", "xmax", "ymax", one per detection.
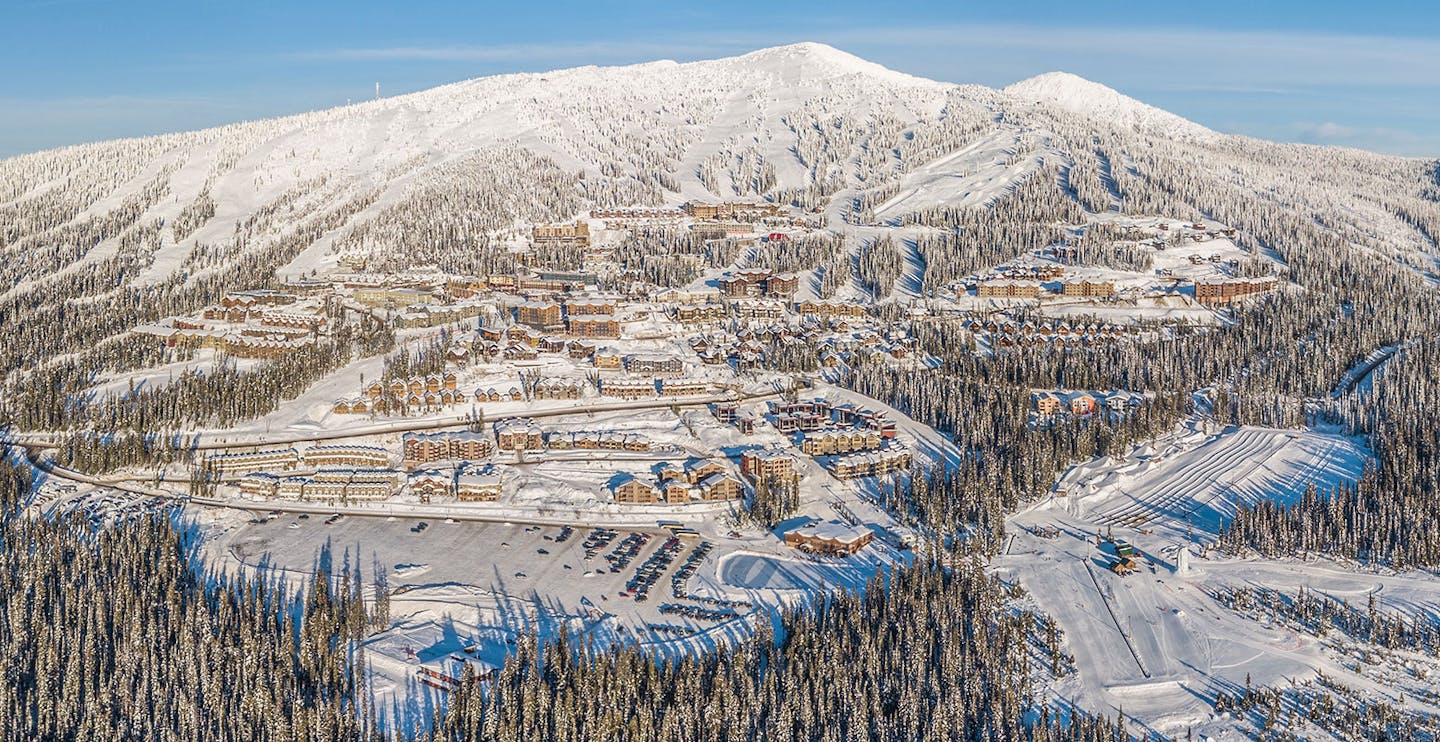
[
  {"xmin": 681, "ymin": 201, "xmax": 783, "ymax": 221},
  {"xmin": 612, "ymin": 475, "xmax": 660, "ymax": 504},
  {"xmin": 783, "ymin": 521, "xmax": 874, "ymax": 556},
  {"xmin": 1194, "ymin": 277, "xmax": 1278, "ymax": 305},
  {"xmin": 1061, "ymin": 279, "xmax": 1116, "ymax": 297},
  {"xmin": 532, "ymin": 221, "xmax": 590, "ymax": 247},
  {"xmin": 764, "ymin": 273, "xmax": 799, "ymax": 297},
  {"xmin": 516, "ymin": 301, "xmax": 562, "ymax": 328},
  {"xmin": 566, "ymin": 314, "xmax": 620, "ymax": 338},
  {"xmin": 565, "ymin": 298, "xmax": 615, "ymax": 316},
  {"xmin": 696, "ymin": 472, "xmax": 743, "ymax": 501},
  {"xmin": 740, "ymin": 449, "xmax": 797, "ymax": 482},
  {"xmin": 977, "ymin": 280, "xmax": 1041, "ymax": 298}
]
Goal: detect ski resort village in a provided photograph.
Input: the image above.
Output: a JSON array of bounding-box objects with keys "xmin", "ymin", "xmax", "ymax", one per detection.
[{"xmin": 3, "ymin": 41, "xmax": 1439, "ymax": 742}]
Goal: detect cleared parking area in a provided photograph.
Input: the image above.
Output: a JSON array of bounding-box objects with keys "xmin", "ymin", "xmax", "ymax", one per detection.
[{"xmin": 217, "ymin": 514, "xmax": 763, "ymax": 639}]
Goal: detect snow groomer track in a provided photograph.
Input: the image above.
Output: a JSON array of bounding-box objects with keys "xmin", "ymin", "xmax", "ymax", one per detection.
[{"xmin": 1078, "ymin": 427, "xmax": 1365, "ymax": 529}]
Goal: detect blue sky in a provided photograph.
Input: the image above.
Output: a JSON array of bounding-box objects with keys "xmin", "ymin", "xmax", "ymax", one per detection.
[{"xmin": 4, "ymin": 0, "xmax": 1439, "ymax": 158}]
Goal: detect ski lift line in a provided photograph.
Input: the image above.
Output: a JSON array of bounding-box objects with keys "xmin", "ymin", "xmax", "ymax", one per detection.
[{"xmin": 1082, "ymin": 558, "xmax": 1151, "ymax": 678}]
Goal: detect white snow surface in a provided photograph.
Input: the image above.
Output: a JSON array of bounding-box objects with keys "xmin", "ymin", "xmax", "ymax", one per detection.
[
  {"xmin": 6, "ymin": 41, "xmax": 1435, "ymax": 301},
  {"xmin": 998, "ymin": 418, "xmax": 1440, "ymax": 739},
  {"xmin": 13, "ymin": 41, "xmax": 1440, "ymax": 739},
  {"xmin": 1005, "ymin": 71, "xmax": 1212, "ymax": 138}
]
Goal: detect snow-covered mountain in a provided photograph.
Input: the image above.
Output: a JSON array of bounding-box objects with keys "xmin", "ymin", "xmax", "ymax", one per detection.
[
  {"xmin": 0, "ymin": 42, "xmax": 1435, "ymax": 298},
  {"xmin": 1005, "ymin": 71, "xmax": 1210, "ymax": 138}
]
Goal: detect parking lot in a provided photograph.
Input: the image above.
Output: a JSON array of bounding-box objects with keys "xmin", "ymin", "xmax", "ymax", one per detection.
[
  {"xmin": 623, "ymin": 535, "xmax": 682, "ymax": 602},
  {"xmin": 212, "ymin": 513, "xmax": 762, "ymax": 646}
]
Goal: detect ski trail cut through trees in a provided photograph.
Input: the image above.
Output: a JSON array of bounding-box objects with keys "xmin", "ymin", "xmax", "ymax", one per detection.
[{"xmin": 1083, "ymin": 558, "xmax": 1151, "ymax": 679}]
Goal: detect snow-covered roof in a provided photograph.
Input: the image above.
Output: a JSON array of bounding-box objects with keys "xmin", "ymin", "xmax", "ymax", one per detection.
[{"xmin": 786, "ymin": 521, "xmax": 873, "ymax": 545}]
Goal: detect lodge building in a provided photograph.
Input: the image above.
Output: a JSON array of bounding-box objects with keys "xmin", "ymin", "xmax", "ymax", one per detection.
[
  {"xmin": 494, "ymin": 418, "xmax": 545, "ymax": 451},
  {"xmin": 740, "ymin": 449, "xmax": 797, "ymax": 482},
  {"xmin": 456, "ymin": 473, "xmax": 503, "ymax": 502},
  {"xmin": 658, "ymin": 379, "xmax": 708, "ymax": 397},
  {"xmin": 827, "ymin": 445, "xmax": 913, "ymax": 480},
  {"xmin": 517, "ymin": 300, "xmax": 563, "ymax": 329},
  {"xmin": 566, "ymin": 314, "xmax": 620, "ymax": 338},
  {"xmin": 625, "ymin": 354, "xmax": 684, "ymax": 376},
  {"xmin": 401, "ymin": 431, "xmax": 495, "ymax": 467},
  {"xmin": 303, "ymin": 445, "xmax": 391, "ymax": 469},
  {"xmin": 1060, "ymin": 279, "xmax": 1116, "ymax": 298},
  {"xmin": 977, "ymin": 280, "xmax": 1041, "ymax": 298},
  {"xmin": 681, "ymin": 201, "xmax": 783, "ymax": 221},
  {"xmin": 532, "ymin": 221, "xmax": 590, "ymax": 247},
  {"xmin": 600, "ymin": 378, "xmax": 657, "ymax": 399},
  {"xmin": 611, "ymin": 475, "xmax": 661, "ymax": 504},
  {"xmin": 799, "ymin": 429, "xmax": 883, "ymax": 456},
  {"xmin": 207, "ymin": 448, "xmax": 300, "ymax": 473},
  {"xmin": 783, "ymin": 522, "xmax": 874, "ymax": 556},
  {"xmin": 1194, "ymin": 277, "xmax": 1278, "ymax": 305}
]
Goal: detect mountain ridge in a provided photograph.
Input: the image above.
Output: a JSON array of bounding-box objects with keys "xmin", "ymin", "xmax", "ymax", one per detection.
[
  {"xmin": 1, "ymin": 41, "xmax": 1434, "ymax": 303},
  {"xmin": 1004, "ymin": 69, "xmax": 1211, "ymax": 137},
  {"xmin": 4, "ymin": 42, "xmax": 1205, "ymax": 163}
]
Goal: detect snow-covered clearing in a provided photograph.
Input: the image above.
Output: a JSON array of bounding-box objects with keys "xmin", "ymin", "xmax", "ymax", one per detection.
[
  {"xmin": 1058, "ymin": 425, "xmax": 1366, "ymax": 536},
  {"xmin": 999, "ymin": 422, "xmax": 1440, "ymax": 739}
]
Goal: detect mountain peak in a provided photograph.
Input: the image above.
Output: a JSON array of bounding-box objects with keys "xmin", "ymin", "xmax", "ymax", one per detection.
[
  {"xmin": 722, "ymin": 42, "xmax": 943, "ymax": 88},
  {"xmin": 1007, "ymin": 71, "xmax": 1111, "ymax": 100},
  {"xmin": 1005, "ymin": 71, "xmax": 1209, "ymax": 136},
  {"xmin": 740, "ymin": 41, "xmax": 869, "ymax": 66}
]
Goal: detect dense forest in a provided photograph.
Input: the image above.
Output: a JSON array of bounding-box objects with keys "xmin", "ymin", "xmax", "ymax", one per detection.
[
  {"xmin": 1219, "ymin": 337, "xmax": 1440, "ymax": 567},
  {"xmin": 830, "ymin": 121, "xmax": 1440, "ymax": 569},
  {"xmin": 844, "ymin": 361, "xmax": 1190, "ymax": 548},
  {"xmin": 430, "ymin": 561, "xmax": 1127, "ymax": 742},
  {"xmin": 0, "ymin": 459, "xmax": 1131, "ymax": 740},
  {"xmin": 0, "ymin": 459, "xmax": 374, "ymax": 741}
]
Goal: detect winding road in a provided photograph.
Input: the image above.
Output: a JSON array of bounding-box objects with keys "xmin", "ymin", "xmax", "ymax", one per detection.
[{"xmin": 7, "ymin": 388, "xmax": 784, "ymax": 528}]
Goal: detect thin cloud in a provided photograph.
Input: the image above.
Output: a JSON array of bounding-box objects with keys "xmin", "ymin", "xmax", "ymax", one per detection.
[
  {"xmin": 1155, "ymin": 84, "xmax": 1306, "ymax": 96},
  {"xmin": 289, "ymin": 40, "xmax": 738, "ymax": 64},
  {"xmin": 1291, "ymin": 121, "xmax": 1437, "ymax": 155},
  {"xmin": 285, "ymin": 24, "xmax": 1440, "ymax": 90},
  {"xmin": 1300, "ymin": 122, "xmax": 1360, "ymax": 141}
]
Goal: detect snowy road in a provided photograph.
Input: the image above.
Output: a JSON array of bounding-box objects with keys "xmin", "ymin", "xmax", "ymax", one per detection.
[{"xmin": 1, "ymin": 389, "xmax": 783, "ymax": 452}]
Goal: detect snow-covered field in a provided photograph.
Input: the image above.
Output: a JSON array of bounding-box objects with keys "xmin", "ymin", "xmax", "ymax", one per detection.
[
  {"xmin": 1059, "ymin": 425, "xmax": 1366, "ymax": 535},
  {"xmin": 999, "ymin": 421, "xmax": 1440, "ymax": 739},
  {"xmin": 155, "ymin": 378, "xmax": 945, "ymax": 719}
]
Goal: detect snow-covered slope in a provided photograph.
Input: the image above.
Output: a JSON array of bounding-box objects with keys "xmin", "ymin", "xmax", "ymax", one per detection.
[
  {"xmin": 720, "ymin": 41, "xmax": 950, "ymax": 88},
  {"xmin": 1005, "ymin": 71, "xmax": 1211, "ymax": 138},
  {"xmin": 1, "ymin": 42, "xmax": 1435, "ymax": 302}
]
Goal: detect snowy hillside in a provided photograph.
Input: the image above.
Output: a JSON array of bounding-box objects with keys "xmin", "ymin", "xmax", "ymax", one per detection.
[
  {"xmin": 2, "ymin": 42, "xmax": 1437, "ymax": 365},
  {"xmin": 1005, "ymin": 71, "xmax": 1211, "ymax": 138}
]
